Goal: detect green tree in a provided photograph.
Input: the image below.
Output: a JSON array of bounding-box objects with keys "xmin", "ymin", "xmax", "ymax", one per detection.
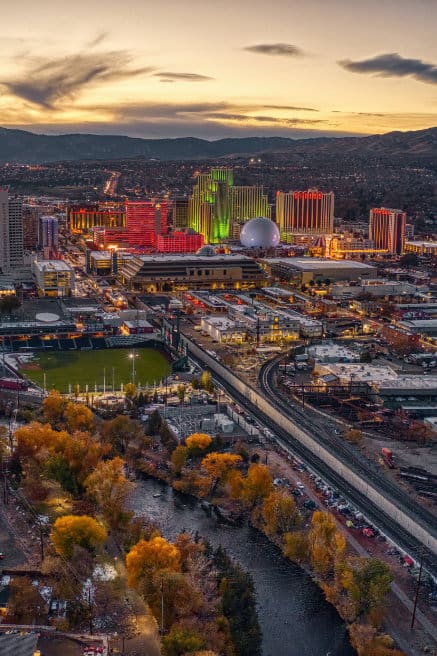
[
  {"xmin": 347, "ymin": 558, "xmax": 393, "ymax": 619},
  {"xmin": 176, "ymin": 384, "xmax": 187, "ymax": 402},
  {"xmin": 147, "ymin": 409, "xmax": 162, "ymax": 435},
  {"xmin": 162, "ymin": 628, "xmax": 206, "ymax": 656},
  {"xmin": 399, "ymin": 252, "xmax": 419, "ymax": 268}
]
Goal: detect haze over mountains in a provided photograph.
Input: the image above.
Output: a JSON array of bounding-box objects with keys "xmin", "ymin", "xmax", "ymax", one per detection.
[{"xmin": 1, "ymin": 126, "xmax": 437, "ymax": 163}]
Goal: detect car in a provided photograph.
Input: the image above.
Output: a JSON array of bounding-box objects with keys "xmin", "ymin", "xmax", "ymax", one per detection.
[{"xmin": 297, "ymin": 482, "xmax": 305, "ymax": 490}]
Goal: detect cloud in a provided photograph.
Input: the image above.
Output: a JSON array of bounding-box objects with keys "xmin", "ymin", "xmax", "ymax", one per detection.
[
  {"xmin": 154, "ymin": 72, "xmax": 214, "ymax": 82},
  {"xmin": 2, "ymin": 51, "xmax": 154, "ymax": 108},
  {"xmin": 263, "ymin": 104, "xmax": 318, "ymax": 112},
  {"xmin": 243, "ymin": 43, "xmax": 303, "ymax": 57},
  {"xmin": 339, "ymin": 53, "xmax": 437, "ymax": 85}
]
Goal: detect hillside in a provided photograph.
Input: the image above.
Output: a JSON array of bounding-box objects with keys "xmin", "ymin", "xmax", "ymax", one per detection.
[{"xmin": 1, "ymin": 126, "xmax": 437, "ymax": 163}]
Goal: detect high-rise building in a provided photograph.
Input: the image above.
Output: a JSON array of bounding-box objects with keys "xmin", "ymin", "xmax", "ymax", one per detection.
[
  {"xmin": 188, "ymin": 168, "xmax": 271, "ymax": 243},
  {"xmin": 276, "ymin": 190, "xmax": 334, "ymax": 238},
  {"xmin": 22, "ymin": 205, "xmax": 40, "ymax": 250},
  {"xmin": 39, "ymin": 216, "xmax": 59, "ymax": 258},
  {"xmin": 125, "ymin": 200, "xmax": 169, "ymax": 247},
  {"xmin": 0, "ymin": 188, "xmax": 24, "ymax": 272},
  {"xmin": 68, "ymin": 204, "xmax": 126, "ymax": 233},
  {"xmin": 155, "ymin": 231, "xmax": 204, "ymax": 253},
  {"xmin": 369, "ymin": 208, "xmax": 406, "ymax": 255}
]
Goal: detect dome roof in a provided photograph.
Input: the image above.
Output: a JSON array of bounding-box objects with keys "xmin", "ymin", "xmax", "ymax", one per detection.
[
  {"xmin": 240, "ymin": 217, "xmax": 280, "ymax": 249},
  {"xmin": 196, "ymin": 245, "xmax": 217, "ymax": 256}
]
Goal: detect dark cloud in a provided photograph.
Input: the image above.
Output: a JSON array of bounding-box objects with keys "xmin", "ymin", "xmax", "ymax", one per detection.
[
  {"xmin": 244, "ymin": 43, "xmax": 303, "ymax": 57},
  {"xmin": 339, "ymin": 53, "xmax": 437, "ymax": 85},
  {"xmin": 154, "ymin": 72, "xmax": 214, "ymax": 82},
  {"xmin": 264, "ymin": 104, "xmax": 318, "ymax": 112},
  {"xmin": 2, "ymin": 51, "xmax": 154, "ymax": 108}
]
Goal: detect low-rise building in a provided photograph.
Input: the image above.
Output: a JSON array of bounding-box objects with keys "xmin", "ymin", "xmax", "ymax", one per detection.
[
  {"xmin": 264, "ymin": 258, "xmax": 377, "ymax": 285},
  {"xmin": 31, "ymin": 259, "xmax": 75, "ymax": 297}
]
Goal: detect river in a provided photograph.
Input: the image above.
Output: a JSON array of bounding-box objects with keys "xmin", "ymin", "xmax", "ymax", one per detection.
[{"xmin": 130, "ymin": 476, "xmax": 355, "ymax": 656}]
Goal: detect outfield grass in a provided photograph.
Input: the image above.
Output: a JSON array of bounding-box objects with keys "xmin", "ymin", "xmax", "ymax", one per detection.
[{"xmin": 20, "ymin": 348, "xmax": 171, "ymax": 393}]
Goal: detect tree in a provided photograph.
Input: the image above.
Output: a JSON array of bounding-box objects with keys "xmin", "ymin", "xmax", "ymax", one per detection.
[
  {"xmin": 345, "ymin": 428, "xmax": 363, "ymax": 446},
  {"xmin": 185, "ymin": 433, "xmax": 212, "ymax": 454},
  {"xmin": 191, "ymin": 377, "xmax": 199, "ymax": 390},
  {"xmin": 126, "ymin": 536, "xmax": 181, "ymax": 588},
  {"xmin": 147, "ymin": 409, "xmax": 163, "ymax": 435},
  {"xmin": 0, "ymin": 295, "xmax": 20, "ymax": 315},
  {"xmin": 399, "ymin": 252, "xmax": 419, "ymax": 268},
  {"xmin": 200, "ymin": 370, "xmax": 213, "ymax": 393},
  {"xmin": 242, "ymin": 463, "xmax": 273, "ymax": 507},
  {"xmin": 162, "ymin": 627, "xmax": 206, "ymax": 656},
  {"xmin": 101, "ymin": 415, "xmax": 144, "ymax": 454},
  {"xmin": 360, "ymin": 351, "xmax": 372, "ymax": 363},
  {"xmin": 177, "ymin": 384, "xmax": 187, "ymax": 402},
  {"xmin": 283, "ymin": 531, "xmax": 309, "ymax": 563},
  {"xmin": 260, "ymin": 491, "xmax": 299, "ymax": 536},
  {"xmin": 84, "ymin": 457, "xmax": 133, "ymax": 529},
  {"xmin": 51, "ymin": 515, "xmax": 107, "ymax": 558},
  {"xmin": 201, "ymin": 452, "xmax": 242, "ymax": 491},
  {"xmin": 308, "ymin": 511, "xmax": 346, "ymax": 577},
  {"xmin": 171, "ymin": 446, "xmax": 188, "ymax": 474},
  {"xmin": 345, "ymin": 558, "xmax": 393, "ymax": 620},
  {"xmin": 42, "ymin": 390, "xmax": 67, "ymax": 425},
  {"xmin": 7, "ymin": 578, "xmax": 45, "ymax": 623},
  {"xmin": 160, "ymin": 422, "xmax": 178, "ymax": 452},
  {"xmin": 125, "ymin": 382, "xmax": 137, "ymax": 400},
  {"xmin": 64, "ymin": 402, "xmax": 94, "ymax": 432}
]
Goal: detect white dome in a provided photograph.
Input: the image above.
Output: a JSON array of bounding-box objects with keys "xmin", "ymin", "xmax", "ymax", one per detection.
[{"xmin": 240, "ymin": 217, "xmax": 280, "ymax": 249}]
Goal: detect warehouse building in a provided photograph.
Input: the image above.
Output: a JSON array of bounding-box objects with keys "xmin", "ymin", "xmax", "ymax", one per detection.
[{"xmin": 264, "ymin": 258, "xmax": 377, "ymax": 284}]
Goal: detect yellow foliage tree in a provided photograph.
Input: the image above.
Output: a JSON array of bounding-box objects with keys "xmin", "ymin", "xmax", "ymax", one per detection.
[
  {"xmin": 42, "ymin": 390, "xmax": 67, "ymax": 425},
  {"xmin": 126, "ymin": 536, "xmax": 181, "ymax": 588},
  {"xmin": 51, "ymin": 514, "xmax": 107, "ymax": 559},
  {"xmin": 64, "ymin": 402, "xmax": 94, "ymax": 432},
  {"xmin": 227, "ymin": 470, "xmax": 244, "ymax": 500},
  {"xmin": 201, "ymin": 452, "xmax": 242, "ymax": 490},
  {"xmin": 308, "ymin": 511, "xmax": 346, "ymax": 577},
  {"xmin": 283, "ymin": 531, "xmax": 309, "ymax": 563},
  {"xmin": 171, "ymin": 446, "xmax": 189, "ymax": 474},
  {"xmin": 185, "ymin": 433, "xmax": 212, "ymax": 454},
  {"xmin": 15, "ymin": 422, "xmax": 66, "ymax": 462},
  {"xmin": 242, "ymin": 463, "xmax": 273, "ymax": 507},
  {"xmin": 84, "ymin": 457, "xmax": 133, "ymax": 529},
  {"xmin": 260, "ymin": 491, "xmax": 299, "ymax": 536}
]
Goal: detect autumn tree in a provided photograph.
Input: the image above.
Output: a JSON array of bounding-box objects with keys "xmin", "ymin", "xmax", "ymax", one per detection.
[
  {"xmin": 200, "ymin": 370, "xmax": 214, "ymax": 393},
  {"xmin": 260, "ymin": 490, "xmax": 300, "ymax": 536},
  {"xmin": 171, "ymin": 445, "xmax": 188, "ymax": 474},
  {"xmin": 101, "ymin": 415, "xmax": 144, "ymax": 454},
  {"xmin": 177, "ymin": 384, "xmax": 187, "ymax": 402},
  {"xmin": 7, "ymin": 578, "xmax": 45, "ymax": 623},
  {"xmin": 162, "ymin": 626, "xmax": 206, "ymax": 656},
  {"xmin": 185, "ymin": 432, "xmax": 212, "ymax": 455},
  {"xmin": 126, "ymin": 536, "xmax": 181, "ymax": 592},
  {"xmin": 345, "ymin": 428, "xmax": 363, "ymax": 446},
  {"xmin": 201, "ymin": 452, "xmax": 242, "ymax": 491},
  {"xmin": 51, "ymin": 514, "xmax": 107, "ymax": 558},
  {"xmin": 241, "ymin": 463, "xmax": 273, "ymax": 507},
  {"xmin": 14, "ymin": 421, "xmax": 64, "ymax": 463},
  {"xmin": 64, "ymin": 402, "xmax": 94, "ymax": 432},
  {"xmin": 344, "ymin": 557, "xmax": 393, "ymax": 620},
  {"xmin": 308, "ymin": 511, "xmax": 346, "ymax": 577},
  {"xmin": 124, "ymin": 383, "xmax": 137, "ymax": 400},
  {"xmin": 84, "ymin": 457, "xmax": 133, "ymax": 529},
  {"xmin": 42, "ymin": 390, "xmax": 67, "ymax": 426},
  {"xmin": 283, "ymin": 531, "xmax": 309, "ymax": 563}
]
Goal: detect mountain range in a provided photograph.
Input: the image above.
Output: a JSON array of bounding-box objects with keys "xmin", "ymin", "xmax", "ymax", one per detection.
[{"xmin": 1, "ymin": 126, "xmax": 437, "ymax": 163}]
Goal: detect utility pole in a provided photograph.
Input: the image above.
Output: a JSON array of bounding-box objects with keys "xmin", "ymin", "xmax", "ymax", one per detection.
[
  {"xmin": 160, "ymin": 575, "xmax": 165, "ymax": 635},
  {"xmin": 88, "ymin": 585, "xmax": 93, "ymax": 635},
  {"xmin": 410, "ymin": 547, "xmax": 424, "ymax": 629},
  {"xmin": 39, "ymin": 523, "xmax": 45, "ymax": 563}
]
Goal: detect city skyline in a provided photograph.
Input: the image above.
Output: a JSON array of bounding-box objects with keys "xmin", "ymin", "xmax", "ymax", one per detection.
[{"xmin": 1, "ymin": 0, "xmax": 437, "ymax": 139}]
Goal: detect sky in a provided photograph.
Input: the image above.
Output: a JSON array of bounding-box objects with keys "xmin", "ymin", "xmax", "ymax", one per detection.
[{"xmin": 1, "ymin": 0, "xmax": 437, "ymax": 140}]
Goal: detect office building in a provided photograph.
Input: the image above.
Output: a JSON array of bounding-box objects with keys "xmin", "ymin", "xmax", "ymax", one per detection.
[
  {"xmin": 39, "ymin": 216, "xmax": 59, "ymax": 258},
  {"xmin": 22, "ymin": 205, "xmax": 40, "ymax": 250},
  {"xmin": 369, "ymin": 208, "xmax": 406, "ymax": 255},
  {"xmin": 0, "ymin": 188, "xmax": 24, "ymax": 273},
  {"xmin": 276, "ymin": 189, "xmax": 334, "ymax": 238},
  {"xmin": 68, "ymin": 204, "xmax": 126, "ymax": 233},
  {"xmin": 32, "ymin": 259, "xmax": 75, "ymax": 297},
  {"xmin": 125, "ymin": 200, "xmax": 169, "ymax": 247}
]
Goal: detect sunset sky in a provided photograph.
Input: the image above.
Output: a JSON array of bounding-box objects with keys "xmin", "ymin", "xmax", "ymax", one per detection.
[{"xmin": 1, "ymin": 0, "xmax": 437, "ymax": 139}]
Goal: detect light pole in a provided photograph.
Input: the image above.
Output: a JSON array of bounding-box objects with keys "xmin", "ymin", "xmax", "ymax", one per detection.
[{"xmin": 129, "ymin": 350, "xmax": 137, "ymax": 385}]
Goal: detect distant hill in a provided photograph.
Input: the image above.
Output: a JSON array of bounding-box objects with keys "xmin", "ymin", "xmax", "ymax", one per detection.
[{"xmin": 1, "ymin": 126, "xmax": 437, "ymax": 163}]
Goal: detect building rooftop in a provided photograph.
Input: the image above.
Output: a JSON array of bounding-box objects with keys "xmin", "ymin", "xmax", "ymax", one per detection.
[
  {"xmin": 317, "ymin": 363, "xmax": 398, "ymax": 383},
  {"xmin": 265, "ymin": 258, "xmax": 376, "ymax": 271},
  {"xmin": 137, "ymin": 254, "xmax": 253, "ymax": 263},
  {"xmin": 405, "ymin": 240, "xmax": 437, "ymax": 248},
  {"xmin": 33, "ymin": 259, "xmax": 72, "ymax": 272}
]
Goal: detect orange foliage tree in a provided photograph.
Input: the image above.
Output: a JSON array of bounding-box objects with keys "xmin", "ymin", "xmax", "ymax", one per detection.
[
  {"xmin": 201, "ymin": 452, "xmax": 242, "ymax": 491},
  {"xmin": 42, "ymin": 390, "xmax": 67, "ymax": 426},
  {"xmin": 260, "ymin": 490, "xmax": 299, "ymax": 536},
  {"xmin": 241, "ymin": 463, "xmax": 273, "ymax": 507},
  {"xmin": 308, "ymin": 511, "xmax": 346, "ymax": 577},
  {"xmin": 51, "ymin": 514, "xmax": 107, "ymax": 558},
  {"xmin": 126, "ymin": 536, "xmax": 181, "ymax": 589},
  {"xmin": 84, "ymin": 457, "xmax": 133, "ymax": 529},
  {"xmin": 185, "ymin": 433, "xmax": 212, "ymax": 454},
  {"xmin": 64, "ymin": 402, "xmax": 94, "ymax": 432}
]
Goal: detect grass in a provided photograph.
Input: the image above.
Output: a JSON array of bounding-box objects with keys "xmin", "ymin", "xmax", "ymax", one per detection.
[{"xmin": 20, "ymin": 348, "xmax": 171, "ymax": 393}]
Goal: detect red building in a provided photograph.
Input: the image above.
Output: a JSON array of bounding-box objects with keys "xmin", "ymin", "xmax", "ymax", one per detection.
[
  {"xmin": 125, "ymin": 200, "xmax": 169, "ymax": 247},
  {"xmin": 156, "ymin": 231, "xmax": 204, "ymax": 253}
]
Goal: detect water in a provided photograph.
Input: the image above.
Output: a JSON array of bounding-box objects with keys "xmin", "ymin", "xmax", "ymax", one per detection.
[{"xmin": 130, "ymin": 476, "xmax": 355, "ymax": 656}]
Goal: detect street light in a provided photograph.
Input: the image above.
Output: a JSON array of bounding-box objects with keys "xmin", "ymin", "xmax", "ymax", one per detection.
[{"xmin": 129, "ymin": 350, "xmax": 138, "ymax": 384}]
